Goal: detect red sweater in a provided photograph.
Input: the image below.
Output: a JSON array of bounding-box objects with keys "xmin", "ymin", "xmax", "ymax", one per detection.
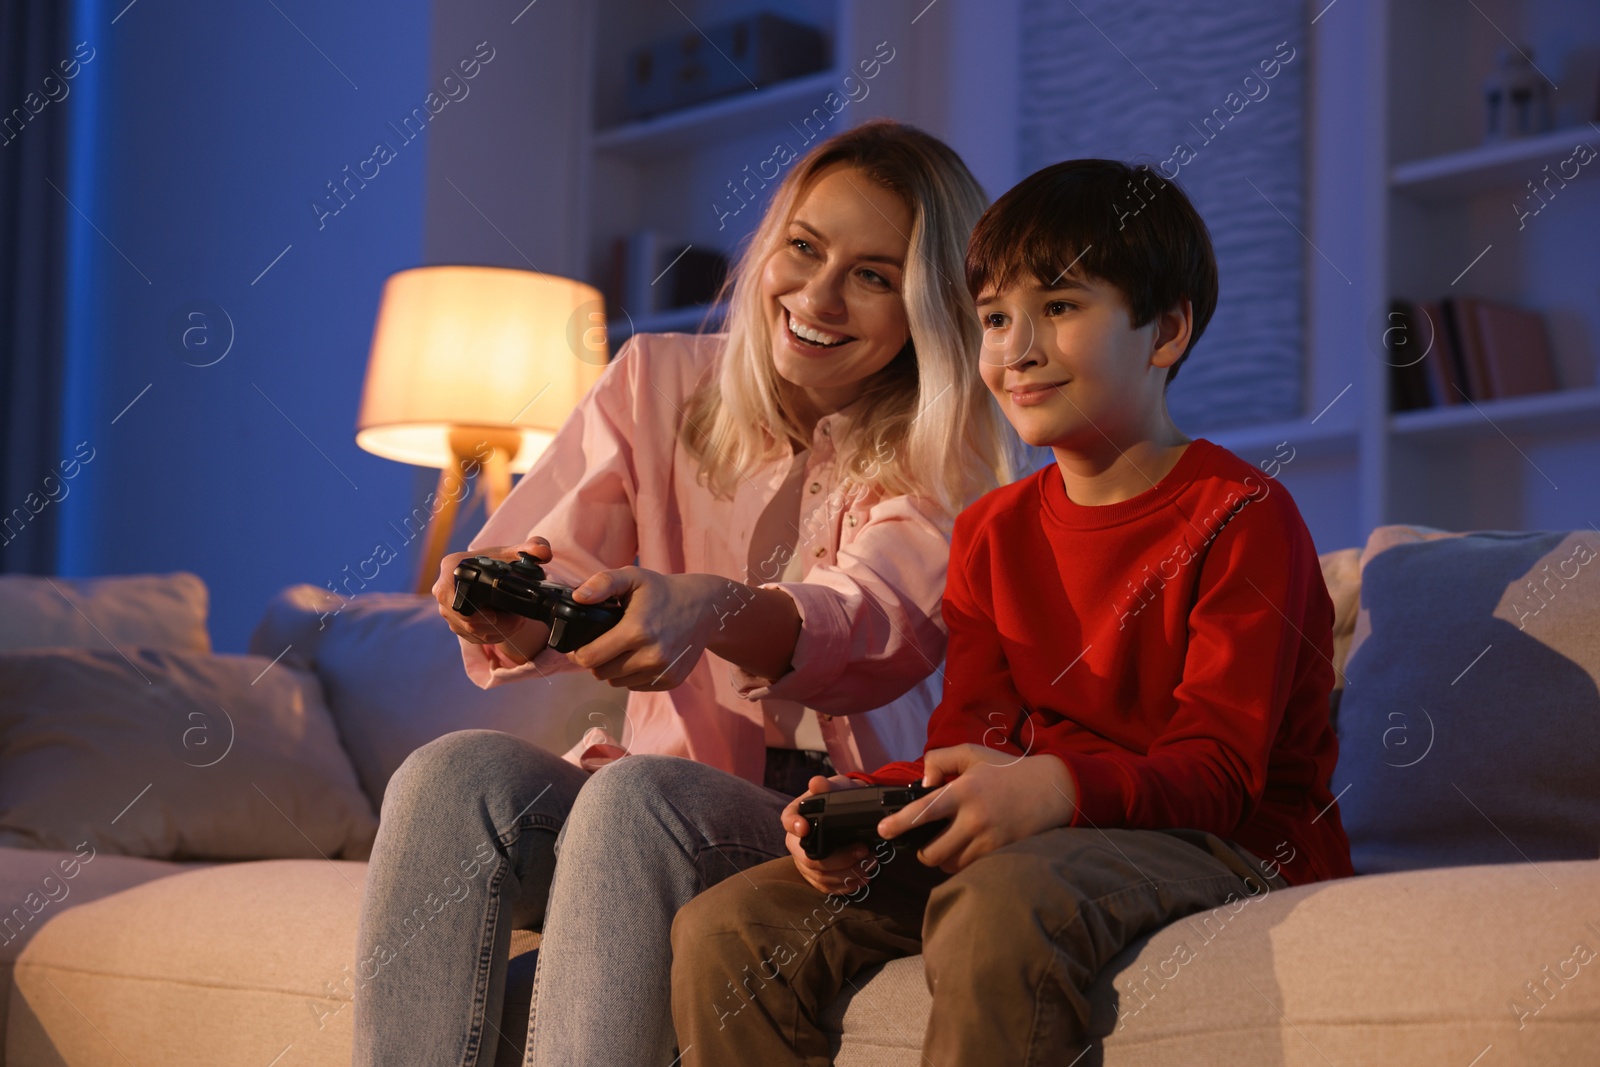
[{"xmin": 861, "ymin": 439, "xmax": 1354, "ymax": 887}]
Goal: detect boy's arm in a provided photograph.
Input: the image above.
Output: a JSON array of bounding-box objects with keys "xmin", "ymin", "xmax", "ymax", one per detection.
[
  {"xmin": 852, "ymin": 506, "xmax": 1033, "ymax": 786},
  {"xmin": 1049, "ymin": 497, "xmax": 1333, "ymax": 837}
]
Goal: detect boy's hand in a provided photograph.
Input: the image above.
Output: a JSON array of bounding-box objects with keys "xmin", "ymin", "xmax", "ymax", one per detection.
[
  {"xmin": 782, "ymin": 775, "xmax": 877, "ymax": 895},
  {"xmin": 877, "ymin": 745, "xmax": 1078, "ymax": 874}
]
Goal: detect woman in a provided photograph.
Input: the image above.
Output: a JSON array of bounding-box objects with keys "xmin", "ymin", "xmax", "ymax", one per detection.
[{"xmin": 351, "ymin": 120, "xmax": 1023, "ymax": 1067}]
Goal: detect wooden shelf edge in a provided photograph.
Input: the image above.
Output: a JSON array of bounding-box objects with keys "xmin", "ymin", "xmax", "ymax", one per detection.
[
  {"xmin": 1391, "ymin": 387, "xmax": 1600, "ymax": 440},
  {"xmin": 592, "ymin": 70, "xmax": 843, "ymax": 158},
  {"xmin": 1389, "ymin": 126, "xmax": 1597, "ymax": 198},
  {"xmin": 1203, "ymin": 418, "xmax": 1359, "ymax": 463}
]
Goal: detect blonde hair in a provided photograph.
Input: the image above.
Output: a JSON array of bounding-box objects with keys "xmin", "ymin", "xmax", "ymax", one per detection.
[{"xmin": 680, "ymin": 120, "xmax": 1027, "ymax": 517}]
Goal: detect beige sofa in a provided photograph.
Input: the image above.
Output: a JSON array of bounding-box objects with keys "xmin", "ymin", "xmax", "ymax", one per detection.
[{"xmin": 4, "ymin": 524, "xmax": 1599, "ymax": 1065}]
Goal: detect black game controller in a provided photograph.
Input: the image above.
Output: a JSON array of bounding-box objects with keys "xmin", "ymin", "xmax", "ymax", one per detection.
[
  {"xmin": 452, "ymin": 552, "xmax": 626, "ymax": 654},
  {"xmin": 798, "ymin": 783, "xmax": 951, "ymax": 860}
]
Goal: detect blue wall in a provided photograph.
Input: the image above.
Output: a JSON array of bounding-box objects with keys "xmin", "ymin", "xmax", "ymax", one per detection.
[{"xmin": 61, "ymin": 0, "xmax": 434, "ymax": 651}]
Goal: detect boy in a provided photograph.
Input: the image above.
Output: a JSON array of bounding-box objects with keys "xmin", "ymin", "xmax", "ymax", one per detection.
[{"xmin": 669, "ymin": 159, "xmax": 1354, "ymax": 1065}]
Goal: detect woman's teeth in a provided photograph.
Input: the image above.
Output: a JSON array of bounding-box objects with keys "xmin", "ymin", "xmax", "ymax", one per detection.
[{"xmin": 787, "ymin": 312, "xmax": 849, "ymax": 347}]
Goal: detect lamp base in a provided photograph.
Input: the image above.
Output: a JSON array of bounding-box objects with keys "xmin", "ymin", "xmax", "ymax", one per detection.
[{"xmin": 412, "ymin": 427, "xmax": 524, "ymax": 595}]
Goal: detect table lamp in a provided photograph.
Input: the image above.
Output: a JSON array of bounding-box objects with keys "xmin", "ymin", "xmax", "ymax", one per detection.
[{"xmin": 355, "ymin": 265, "xmax": 609, "ymax": 594}]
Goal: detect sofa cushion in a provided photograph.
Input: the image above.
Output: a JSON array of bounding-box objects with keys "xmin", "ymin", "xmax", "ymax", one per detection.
[
  {"xmin": 0, "ymin": 572, "xmax": 209, "ymax": 654},
  {"xmin": 251, "ymin": 585, "xmax": 626, "ymax": 806},
  {"xmin": 5, "ymin": 857, "xmax": 541, "ymax": 1067},
  {"xmin": 0, "ymin": 648, "xmax": 378, "ymax": 861},
  {"xmin": 0, "ymin": 845, "xmax": 206, "ymax": 1058},
  {"xmin": 826, "ymin": 860, "xmax": 1600, "ymax": 1065},
  {"xmin": 8, "ymin": 858, "xmax": 367, "ymax": 1067},
  {"xmin": 1330, "ymin": 526, "xmax": 1600, "ymax": 874}
]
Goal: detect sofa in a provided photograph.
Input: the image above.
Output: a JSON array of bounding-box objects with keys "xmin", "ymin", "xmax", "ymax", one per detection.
[{"xmin": 3, "ymin": 523, "xmax": 1598, "ymax": 1065}]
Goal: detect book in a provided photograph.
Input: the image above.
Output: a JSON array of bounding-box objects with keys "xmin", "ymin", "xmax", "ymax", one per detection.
[
  {"xmin": 624, "ymin": 229, "xmax": 670, "ymax": 319},
  {"xmin": 1416, "ymin": 301, "xmax": 1463, "ymax": 405},
  {"xmin": 1385, "ymin": 301, "xmax": 1434, "ymax": 412},
  {"xmin": 1445, "ymin": 297, "xmax": 1494, "ymax": 400},
  {"xmin": 1473, "ymin": 301, "xmax": 1558, "ymax": 398}
]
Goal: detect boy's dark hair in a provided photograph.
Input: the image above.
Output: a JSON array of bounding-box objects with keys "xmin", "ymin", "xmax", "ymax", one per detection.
[{"xmin": 965, "ymin": 159, "xmax": 1219, "ymax": 382}]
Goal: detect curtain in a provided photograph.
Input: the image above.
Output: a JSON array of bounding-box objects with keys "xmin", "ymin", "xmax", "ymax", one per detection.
[{"xmin": 0, "ymin": 0, "xmax": 75, "ymax": 574}]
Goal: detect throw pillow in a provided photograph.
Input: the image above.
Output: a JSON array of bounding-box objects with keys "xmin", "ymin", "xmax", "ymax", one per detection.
[
  {"xmin": 250, "ymin": 585, "xmax": 626, "ymax": 807},
  {"xmin": 0, "ymin": 572, "xmax": 210, "ymax": 654},
  {"xmin": 1331, "ymin": 525, "xmax": 1600, "ymax": 874},
  {"xmin": 0, "ymin": 648, "xmax": 378, "ymax": 861},
  {"xmin": 1319, "ymin": 546, "xmax": 1361, "ymax": 718}
]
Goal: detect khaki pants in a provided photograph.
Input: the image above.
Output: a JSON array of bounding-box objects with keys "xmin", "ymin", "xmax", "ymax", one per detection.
[{"xmin": 670, "ymin": 826, "xmax": 1290, "ymax": 1066}]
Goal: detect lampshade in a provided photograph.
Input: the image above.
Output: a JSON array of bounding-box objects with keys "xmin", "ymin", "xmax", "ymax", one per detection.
[{"xmin": 355, "ymin": 266, "xmax": 609, "ymax": 473}]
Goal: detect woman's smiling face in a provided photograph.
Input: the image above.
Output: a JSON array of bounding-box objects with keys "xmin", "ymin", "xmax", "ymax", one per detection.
[{"xmin": 761, "ymin": 163, "xmax": 914, "ymax": 413}]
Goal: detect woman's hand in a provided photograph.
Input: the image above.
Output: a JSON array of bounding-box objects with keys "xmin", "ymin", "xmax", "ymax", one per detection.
[
  {"xmin": 565, "ymin": 568, "xmax": 728, "ymax": 689},
  {"xmin": 876, "ymin": 745, "xmax": 1078, "ymax": 874},
  {"xmin": 781, "ymin": 775, "xmax": 876, "ymax": 895},
  {"xmin": 431, "ymin": 537, "xmax": 552, "ymax": 665}
]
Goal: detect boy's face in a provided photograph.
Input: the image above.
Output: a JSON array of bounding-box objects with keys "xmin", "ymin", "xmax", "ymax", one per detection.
[{"xmin": 974, "ymin": 272, "xmax": 1183, "ymax": 452}]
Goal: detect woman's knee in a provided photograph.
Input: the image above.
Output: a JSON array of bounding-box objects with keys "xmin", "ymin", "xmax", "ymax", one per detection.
[
  {"xmin": 568, "ymin": 754, "xmax": 708, "ymax": 828},
  {"xmin": 380, "ymin": 729, "xmax": 546, "ymax": 823}
]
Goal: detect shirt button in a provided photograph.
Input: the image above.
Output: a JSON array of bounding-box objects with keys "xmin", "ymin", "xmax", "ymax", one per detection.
[
  {"xmin": 809, "ymin": 482, "xmax": 821, "ymax": 494},
  {"xmin": 846, "ymin": 514, "xmax": 857, "ymax": 527},
  {"xmin": 813, "ymin": 546, "xmax": 826, "ymax": 558},
  {"xmin": 821, "ymin": 424, "xmax": 830, "ymax": 437}
]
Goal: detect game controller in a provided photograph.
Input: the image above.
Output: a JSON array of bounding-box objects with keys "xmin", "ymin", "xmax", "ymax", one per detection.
[
  {"xmin": 798, "ymin": 783, "xmax": 951, "ymax": 860},
  {"xmin": 451, "ymin": 551, "xmax": 626, "ymax": 654}
]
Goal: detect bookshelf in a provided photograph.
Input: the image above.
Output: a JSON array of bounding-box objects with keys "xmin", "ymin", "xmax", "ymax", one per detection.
[
  {"xmin": 1392, "ymin": 386, "xmax": 1600, "ymax": 443},
  {"xmin": 1314, "ymin": 0, "xmax": 1600, "ymax": 538},
  {"xmin": 591, "ymin": 70, "xmax": 846, "ymax": 159},
  {"xmin": 1390, "ymin": 125, "xmax": 1600, "ymax": 199},
  {"xmin": 535, "ymin": 0, "xmax": 1597, "ymax": 546},
  {"xmin": 574, "ymin": 0, "xmax": 953, "ymax": 343},
  {"xmin": 1207, "ymin": 418, "xmax": 1360, "ymax": 466}
]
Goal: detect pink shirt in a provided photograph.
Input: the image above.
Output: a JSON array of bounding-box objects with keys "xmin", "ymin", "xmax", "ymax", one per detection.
[{"xmin": 461, "ymin": 332, "xmax": 952, "ymax": 785}]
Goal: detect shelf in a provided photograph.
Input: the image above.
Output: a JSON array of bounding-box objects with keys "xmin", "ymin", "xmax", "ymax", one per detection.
[
  {"xmin": 1391, "ymin": 387, "xmax": 1600, "ymax": 443},
  {"xmin": 1203, "ymin": 417, "xmax": 1359, "ymax": 464},
  {"xmin": 1389, "ymin": 126, "xmax": 1597, "ymax": 200},
  {"xmin": 592, "ymin": 70, "xmax": 843, "ymax": 161}
]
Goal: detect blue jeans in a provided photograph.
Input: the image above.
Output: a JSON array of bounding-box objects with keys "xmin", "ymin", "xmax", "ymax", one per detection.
[{"xmin": 351, "ymin": 730, "xmax": 791, "ymax": 1067}]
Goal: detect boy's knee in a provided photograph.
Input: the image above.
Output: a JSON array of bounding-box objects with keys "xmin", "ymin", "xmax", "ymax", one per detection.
[
  {"xmin": 924, "ymin": 849, "xmax": 1065, "ymax": 968},
  {"xmin": 672, "ymin": 875, "xmax": 756, "ymax": 954},
  {"xmin": 671, "ymin": 884, "xmax": 715, "ymax": 950}
]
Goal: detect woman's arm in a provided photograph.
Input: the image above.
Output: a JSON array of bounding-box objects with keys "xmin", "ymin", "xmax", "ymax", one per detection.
[
  {"xmin": 727, "ymin": 493, "xmax": 955, "ymax": 714},
  {"xmin": 560, "ymin": 570, "xmax": 801, "ymax": 690},
  {"xmin": 563, "ymin": 491, "xmax": 952, "ymax": 702},
  {"xmin": 454, "ymin": 337, "xmax": 653, "ymax": 688},
  {"xmin": 699, "ymin": 579, "xmax": 802, "ymax": 682}
]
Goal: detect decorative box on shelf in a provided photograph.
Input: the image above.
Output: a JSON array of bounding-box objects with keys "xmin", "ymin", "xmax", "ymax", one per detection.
[{"xmin": 624, "ymin": 12, "xmax": 828, "ymax": 121}]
